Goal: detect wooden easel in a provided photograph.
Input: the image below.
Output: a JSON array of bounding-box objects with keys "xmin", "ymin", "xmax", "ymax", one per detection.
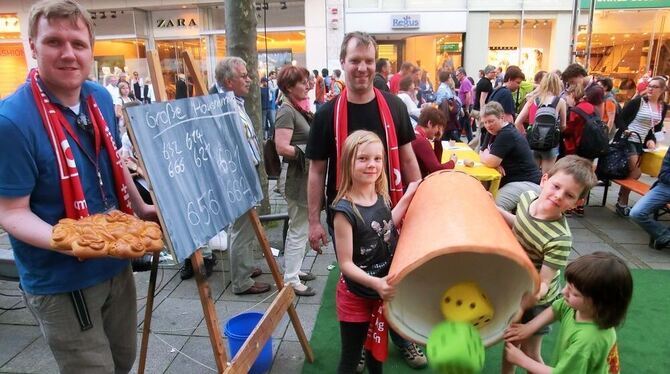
[{"xmin": 133, "ymin": 50, "xmax": 314, "ymax": 373}]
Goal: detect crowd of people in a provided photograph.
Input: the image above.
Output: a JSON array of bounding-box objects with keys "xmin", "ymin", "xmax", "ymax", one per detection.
[{"xmin": 0, "ymin": 0, "xmax": 668, "ymax": 373}]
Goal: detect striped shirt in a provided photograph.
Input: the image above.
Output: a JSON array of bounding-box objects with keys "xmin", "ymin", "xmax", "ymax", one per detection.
[
  {"xmin": 627, "ymin": 100, "xmax": 663, "ymax": 143},
  {"xmin": 513, "ymin": 191, "xmax": 572, "ymax": 304}
]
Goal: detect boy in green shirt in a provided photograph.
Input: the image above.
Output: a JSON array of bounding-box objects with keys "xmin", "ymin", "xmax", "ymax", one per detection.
[
  {"xmin": 497, "ymin": 155, "xmax": 597, "ymax": 373},
  {"xmin": 504, "ymin": 252, "xmax": 633, "ymax": 374}
]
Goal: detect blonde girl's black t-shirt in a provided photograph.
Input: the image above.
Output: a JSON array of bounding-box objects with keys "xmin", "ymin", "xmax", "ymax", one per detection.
[
  {"xmin": 305, "ymin": 92, "xmax": 415, "ymax": 207},
  {"xmin": 331, "ymin": 195, "xmax": 396, "ymax": 299}
]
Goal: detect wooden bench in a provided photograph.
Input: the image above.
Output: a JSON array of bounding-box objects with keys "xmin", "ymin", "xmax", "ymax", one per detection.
[{"xmin": 599, "ymin": 178, "xmax": 670, "ymax": 219}]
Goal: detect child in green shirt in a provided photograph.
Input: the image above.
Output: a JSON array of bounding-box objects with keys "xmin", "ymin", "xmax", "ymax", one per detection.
[
  {"xmin": 504, "ymin": 252, "xmax": 633, "ymax": 374},
  {"xmin": 498, "ymin": 155, "xmax": 598, "ymax": 374}
]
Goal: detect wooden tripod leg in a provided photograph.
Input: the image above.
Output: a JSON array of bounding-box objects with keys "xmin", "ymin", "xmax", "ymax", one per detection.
[
  {"xmin": 138, "ymin": 251, "xmax": 160, "ymax": 374},
  {"xmin": 192, "ymin": 250, "xmax": 228, "ymax": 373},
  {"xmin": 247, "ymin": 209, "xmax": 315, "ymax": 363}
]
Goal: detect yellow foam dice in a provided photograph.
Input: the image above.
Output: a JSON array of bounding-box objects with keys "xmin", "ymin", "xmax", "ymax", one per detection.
[{"xmin": 440, "ymin": 282, "xmax": 494, "ymax": 329}]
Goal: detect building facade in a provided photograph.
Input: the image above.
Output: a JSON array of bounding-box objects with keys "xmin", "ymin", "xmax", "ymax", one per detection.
[{"xmin": 0, "ymin": 0, "xmax": 668, "ymax": 99}]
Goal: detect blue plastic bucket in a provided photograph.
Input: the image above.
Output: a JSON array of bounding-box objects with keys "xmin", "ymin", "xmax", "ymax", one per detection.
[{"xmin": 224, "ymin": 312, "xmax": 273, "ymax": 374}]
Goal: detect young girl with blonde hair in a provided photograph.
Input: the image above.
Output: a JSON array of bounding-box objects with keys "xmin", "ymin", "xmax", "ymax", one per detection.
[{"xmin": 331, "ymin": 130, "xmax": 419, "ymax": 374}]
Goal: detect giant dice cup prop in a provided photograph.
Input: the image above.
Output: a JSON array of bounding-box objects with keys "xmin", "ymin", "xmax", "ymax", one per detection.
[{"xmin": 385, "ymin": 171, "xmax": 539, "ymax": 347}]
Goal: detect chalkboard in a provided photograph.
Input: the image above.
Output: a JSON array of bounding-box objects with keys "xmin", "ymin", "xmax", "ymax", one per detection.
[{"xmin": 125, "ymin": 95, "xmax": 263, "ymax": 262}]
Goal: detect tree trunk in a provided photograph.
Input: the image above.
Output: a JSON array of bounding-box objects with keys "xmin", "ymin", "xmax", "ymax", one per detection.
[{"xmin": 225, "ymin": 0, "xmax": 270, "ymax": 214}]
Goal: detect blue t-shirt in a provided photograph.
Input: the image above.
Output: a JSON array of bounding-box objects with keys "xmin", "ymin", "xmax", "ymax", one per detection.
[
  {"xmin": 488, "ymin": 86, "xmax": 516, "ymax": 117},
  {"xmin": 0, "ymin": 79, "xmax": 129, "ymax": 295}
]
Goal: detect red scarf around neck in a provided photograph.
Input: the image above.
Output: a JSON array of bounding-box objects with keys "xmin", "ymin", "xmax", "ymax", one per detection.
[
  {"xmin": 334, "ymin": 87, "xmax": 404, "ymax": 207},
  {"xmin": 335, "ymin": 87, "xmax": 405, "ymax": 363},
  {"xmin": 29, "ymin": 68, "xmax": 133, "ymax": 219}
]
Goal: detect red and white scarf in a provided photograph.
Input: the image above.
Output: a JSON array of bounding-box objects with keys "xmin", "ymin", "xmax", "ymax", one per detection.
[
  {"xmin": 335, "ymin": 87, "xmax": 406, "ymax": 362},
  {"xmin": 334, "ymin": 87, "xmax": 404, "ymax": 206},
  {"xmin": 29, "ymin": 68, "xmax": 133, "ymax": 219}
]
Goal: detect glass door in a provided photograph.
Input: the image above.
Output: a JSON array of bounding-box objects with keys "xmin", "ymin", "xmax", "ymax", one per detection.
[{"xmin": 156, "ymin": 39, "xmax": 207, "ymax": 100}]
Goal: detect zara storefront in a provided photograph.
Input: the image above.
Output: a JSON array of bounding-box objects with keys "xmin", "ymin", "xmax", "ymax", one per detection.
[{"xmin": 0, "ymin": 1, "xmax": 315, "ymax": 100}]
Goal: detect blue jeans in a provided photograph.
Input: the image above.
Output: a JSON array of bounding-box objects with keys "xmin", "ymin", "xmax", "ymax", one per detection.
[
  {"xmin": 262, "ymin": 109, "xmax": 275, "ymax": 139},
  {"xmin": 630, "ymin": 181, "xmax": 670, "ymax": 242},
  {"xmin": 460, "ymin": 112, "xmax": 473, "ymax": 142}
]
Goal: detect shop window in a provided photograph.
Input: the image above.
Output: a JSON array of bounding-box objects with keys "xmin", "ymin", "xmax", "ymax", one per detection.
[
  {"xmin": 156, "ymin": 38, "xmax": 208, "ymax": 100},
  {"xmin": 576, "ymin": 9, "xmax": 670, "ymax": 101},
  {"xmin": 403, "ymin": 34, "xmax": 463, "ymax": 85},
  {"xmin": 0, "ymin": 43, "xmax": 27, "ymax": 98},
  {"xmin": 488, "ymin": 18, "xmax": 552, "ymax": 76},
  {"xmin": 93, "ymin": 39, "xmax": 148, "ymax": 85},
  {"xmin": 210, "ymin": 4, "xmax": 304, "ymax": 29},
  {"xmin": 378, "ymin": 44, "xmax": 399, "ymax": 73},
  {"xmin": 0, "ymin": 14, "xmax": 20, "ymax": 39},
  {"xmin": 215, "ymin": 31, "xmax": 305, "ymax": 77}
]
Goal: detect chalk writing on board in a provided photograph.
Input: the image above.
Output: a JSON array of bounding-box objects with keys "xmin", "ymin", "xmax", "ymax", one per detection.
[{"xmin": 125, "ymin": 95, "xmax": 263, "ymax": 262}]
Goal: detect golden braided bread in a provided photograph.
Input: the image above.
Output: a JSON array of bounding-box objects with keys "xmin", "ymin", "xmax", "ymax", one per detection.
[{"xmin": 50, "ymin": 210, "xmax": 164, "ymax": 259}]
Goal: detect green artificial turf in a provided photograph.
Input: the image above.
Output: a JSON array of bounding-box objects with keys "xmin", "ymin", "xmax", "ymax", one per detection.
[{"xmin": 302, "ymin": 267, "xmax": 670, "ymax": 373}]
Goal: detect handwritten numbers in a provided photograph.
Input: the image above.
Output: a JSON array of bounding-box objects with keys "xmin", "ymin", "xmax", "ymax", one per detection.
[
  {"xmin": 186, "ymin": 189, "xmax": 221, "ymax": 226},
  {"xmin": 186, "ymin": 129, "xmax": 211, "ymax": 168}
]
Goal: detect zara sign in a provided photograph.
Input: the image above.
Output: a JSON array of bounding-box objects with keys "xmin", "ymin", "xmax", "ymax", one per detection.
[
  {"xmin": 391, "ymin": 14, "xmax": 420, "ymax": 29},
  {"xmin": 152, "ymin": 9, "xmax": 200, "ymax": 38}
]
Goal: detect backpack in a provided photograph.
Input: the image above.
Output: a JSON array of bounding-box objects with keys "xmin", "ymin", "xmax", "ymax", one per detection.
[
  {"xmin": 571, "ymin": 106, "xmax": 609, "ymax": 159},
  {"xmin": 263, "ymin": 139, "xmax": 281, "ymax": 179},
  {"xmin": 439, "ymin": 97, "xmax": 462, "ymax": 131},
  {"xmin": 526, "ymin": 97, "xmax": 561, "ymax": 151}
]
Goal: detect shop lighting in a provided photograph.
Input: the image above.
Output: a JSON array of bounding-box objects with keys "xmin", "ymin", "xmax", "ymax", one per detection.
[
  {"xmin": 280, "ymin": 2, "xmax": 287, "ymax": 10},
  {"xmin": 89, "ymin": 11, "xmax": 96, "ymax": 20},
  {"xmin": 513, "ymin": 20, "xmax": 519, "ymax": 27},
  {"xmin": 100, "ymin": 12, "xmax": 106, "ymax": 19},
  {"xmin": 543, "ymin": 20, "xmax": 548, "ymax": 26},
  {"xmin": 111, "ymin": 11, "xmax": 117, "ymax": 19},
  {"xmin": 533, "ymin": 20, "xmax": 539, "ymax": 28},
  {"xmin": 497, "ymin": 20, "xmax": 504, "ymax": 28}
]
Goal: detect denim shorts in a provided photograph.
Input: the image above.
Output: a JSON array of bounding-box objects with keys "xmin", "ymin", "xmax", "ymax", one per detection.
[
  {"xmin": 533, "ymin": 146, "xmax": 560, "ymax": 160},
  {"xmin": 521, "ymin": 303, "xmax": 552, "ymax": 335}
]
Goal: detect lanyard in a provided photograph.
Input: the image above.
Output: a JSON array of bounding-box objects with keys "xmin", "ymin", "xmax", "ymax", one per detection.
[{"xmin": 56, "ymin": 103, "xmax": 111, "ymax": 208}]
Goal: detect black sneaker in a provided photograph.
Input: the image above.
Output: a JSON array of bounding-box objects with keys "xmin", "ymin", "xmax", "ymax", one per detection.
[
  {"xmin": 203, "ymin": 254, "xmax": 218, "ymax": 278},
  {"xmin": 180, "ymin": 259, "xmax": 194, "ymax": 280},
  {"xmin": 650, "ymin": 238, "xmax": 670, "ymax": 251},
  {"xmin": 615, "ymin": 203, "xmax": 630, "ymax": 217}
]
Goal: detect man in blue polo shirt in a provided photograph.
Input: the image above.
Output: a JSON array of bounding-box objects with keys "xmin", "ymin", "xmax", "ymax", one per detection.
[{"xmin": 0, "ymin": 1, "xmax": 155, "ymax": 372}]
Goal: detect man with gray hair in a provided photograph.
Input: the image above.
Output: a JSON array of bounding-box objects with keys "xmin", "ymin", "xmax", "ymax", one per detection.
[
  {"xmin": 478, "ymin": 101, "xmax": 541, "ymax": 211},
  {"xmin": 212, "ymin": 56, "xmax": 270, "ymax": 295}
]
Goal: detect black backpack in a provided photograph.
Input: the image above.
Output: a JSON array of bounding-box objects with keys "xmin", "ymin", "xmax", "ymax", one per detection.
[
  {"xmin": 527, "ymin": 96, "xmax": 561, "ymax": 151},
  {"xmin": 571, "ymin": 106, "xmax": 609, "ymax": 159}
]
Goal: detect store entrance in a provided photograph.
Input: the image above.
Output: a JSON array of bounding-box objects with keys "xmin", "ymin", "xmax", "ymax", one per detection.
[
  {"xmin": 376, "ymin": 34, "xmax": 463, "ymax": 87},
  {"xmin": 155, "ymin": 39, "xmax": 206, "ymax": 100},
  {"xmin": 377, "ymin": 41, "xmax": 404, "ymax": 74}
]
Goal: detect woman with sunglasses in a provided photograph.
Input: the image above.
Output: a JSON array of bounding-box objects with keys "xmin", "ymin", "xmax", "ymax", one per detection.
[{"xmin": 615, "ymin": 76, "xmax": 669, "ymax": 216}]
